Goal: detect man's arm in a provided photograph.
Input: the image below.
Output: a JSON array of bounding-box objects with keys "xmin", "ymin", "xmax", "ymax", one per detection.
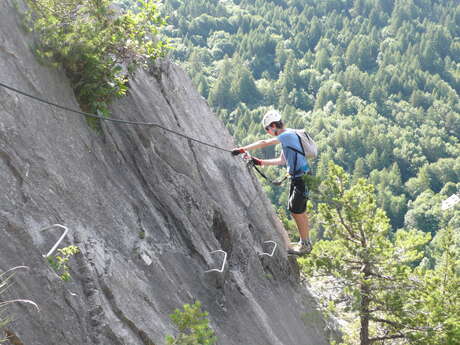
[
  {"xmin": 244, "ymin": 137, "xmax": 279, "ymax": 151},
  {"xmin": 261, "ymin": 151, "xmax": 285, "ymax": 166},
  {"xmin": 249, "ymin": 151, "xmax": 285, "ymax": 166},
  {"xmin": 232, "ymin": 137, "xmax": 279, "ymax": 155}
]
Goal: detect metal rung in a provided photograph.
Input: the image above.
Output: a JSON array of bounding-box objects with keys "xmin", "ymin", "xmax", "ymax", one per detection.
[
  {"xmin": 205, "ymin": 250, "xmax": 227, "ymax": 273},
  {"xmin": 40, "ymin": 224, "xmax": 69, "ymax": 258},
  {"xmin": 259, "ymin": 241, "xmax": 277, "ymax": 257}
]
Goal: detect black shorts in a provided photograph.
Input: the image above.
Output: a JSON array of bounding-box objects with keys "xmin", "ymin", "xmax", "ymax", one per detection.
[{"xmin": 288, "ymin": 176, "xmax": 308, "ymax": 214}]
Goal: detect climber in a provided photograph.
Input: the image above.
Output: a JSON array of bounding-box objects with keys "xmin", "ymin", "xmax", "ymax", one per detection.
[{"xmin": 231, "ymin": 110, "xmax": 312, "ymax": 256}]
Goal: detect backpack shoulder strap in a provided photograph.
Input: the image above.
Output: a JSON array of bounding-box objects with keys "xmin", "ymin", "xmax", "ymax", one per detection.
[
  {"xmin": 285, "ymin": 132, "xmax": 306, "ymax": 176},
  {"xmin": 285, "ymin": 132, "xmax": 305, "ymax": 156},
  {"xmin": 295, "ymin": 132, "xmax": 305, "ymax": 155}
]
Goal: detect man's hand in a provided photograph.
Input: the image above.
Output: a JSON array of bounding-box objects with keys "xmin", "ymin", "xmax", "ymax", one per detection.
[
  {"xmin": 231, "ymin": 148, "xmax": 245, "ymax": 156},
  {"xmin": 251, "ymin": 157, "xmax": 263, "ymax": 166}
]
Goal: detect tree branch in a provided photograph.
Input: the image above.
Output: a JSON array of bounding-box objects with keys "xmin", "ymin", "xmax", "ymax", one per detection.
[
  {"xmin": 369, "ymin": 334, "xmax": 406, "ymax": 343},
  {"xmin": 369, "ymin": 317, "xmax": 404, "ymax": 328},
  {"xmin": 336, "ymin": 208, "xmax": 361, "ymax": 244}
]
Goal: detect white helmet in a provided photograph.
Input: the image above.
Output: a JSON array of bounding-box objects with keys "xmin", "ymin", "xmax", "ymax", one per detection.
[{"xmin": 262, "ymin": 110, "xmax": 282, "ymax": 129}]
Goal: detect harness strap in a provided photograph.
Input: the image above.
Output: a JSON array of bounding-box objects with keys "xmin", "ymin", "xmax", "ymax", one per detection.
[{"xmin": 249, "ymin": 161, "xmax": 289, "ymax": 186}]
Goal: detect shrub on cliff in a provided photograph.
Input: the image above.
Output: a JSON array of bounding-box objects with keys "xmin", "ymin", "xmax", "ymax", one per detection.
[
  {"xmin": 24, "ymin": 0, "xmax": 169, "ymax": 125},
  {"xmin": 165, "ymin": 301, "xmax": 217, "ymax": 345}
]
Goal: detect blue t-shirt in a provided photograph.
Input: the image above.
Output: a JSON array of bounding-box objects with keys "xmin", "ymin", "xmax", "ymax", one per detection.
[{"xmin": 278, "ymin": 129, "xmax": 309, "ymax": 177}]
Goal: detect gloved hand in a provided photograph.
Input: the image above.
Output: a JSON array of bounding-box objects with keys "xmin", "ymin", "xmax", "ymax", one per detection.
[
  {"xmin": 231, "ymin": 148, "xmax": 245, "ymax": 156},
  {"xmin": 251, "ymin": 157, "xmax": 263, "ymax": 166}
]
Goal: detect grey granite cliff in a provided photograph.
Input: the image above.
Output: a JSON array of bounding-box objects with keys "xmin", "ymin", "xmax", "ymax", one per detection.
[{"xmin": 0, "ymin": 1, "xmax": 331, "ymax": 344}]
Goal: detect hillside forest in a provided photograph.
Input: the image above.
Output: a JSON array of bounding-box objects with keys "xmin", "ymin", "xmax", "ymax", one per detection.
[{"xmin": 154, "ymin": 0, "xmax": 460, "ymax": 237}]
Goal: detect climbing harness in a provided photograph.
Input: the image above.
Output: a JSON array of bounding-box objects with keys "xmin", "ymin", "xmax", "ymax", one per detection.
[
  {"xmin": 243, "ymin": 153, "xmax": 339, "ymax": 208},
  {"xmin": 0, "ymin": 81, "xmax": 232, "ymax": 153}
]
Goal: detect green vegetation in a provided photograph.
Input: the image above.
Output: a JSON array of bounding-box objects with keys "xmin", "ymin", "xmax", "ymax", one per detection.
[
  {"xmin": 165, "ymin": 301, "xmax": 217, "ymax": 345},
  {"xmin": 47, "ymin": 245, "xmax": 80, "ymax": 281},
  {"xmin": 299, "ymin": 163, "xmax": 459, "ymax": 345},
  {"xmin": 24, "ymin": 0, "xmax": 169, "ymax": 127},
  {"xmin": 159, "ymin": 0, "xmax": 460, "ymax": 237},
  {"xmin": 139, "ymin": 230, "xmax": 146, "ymax": 239}
]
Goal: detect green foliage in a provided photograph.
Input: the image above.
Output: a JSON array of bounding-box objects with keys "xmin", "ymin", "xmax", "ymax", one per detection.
[
  {"xmin": 24, "ymin": 0, "xmax": 168, "ymax": 127},
  {"xmin": 139, "ymin": 230, "xmax": 146, "ymax": 239},
  {"xmin": 303, "ymin": 173, "xmax": 321, "ymax": 193},
  {"xmin": 403, "ymin": 227, "xmax": 460, "ymax": 344},
  {"xmin": 47, "ymin": 245, "xmax": 80, "ymax": 281},
  {"xmin": 165, "ymin": 301, "xmax": 217, "ymax": 345},
  {"xmin": 299, "ymin": 162, "xmax": 459, "ymax": 344}
]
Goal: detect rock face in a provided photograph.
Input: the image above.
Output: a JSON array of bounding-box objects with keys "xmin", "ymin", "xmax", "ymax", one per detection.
[{"xmin": 0, "ymin": 1, "xmax": 331, "ymax": 344}]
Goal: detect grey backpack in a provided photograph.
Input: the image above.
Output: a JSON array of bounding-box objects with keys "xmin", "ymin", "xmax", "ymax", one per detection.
[{"xmin": 292, "ymin": 129, "xmax": 318, "ymax": 159}]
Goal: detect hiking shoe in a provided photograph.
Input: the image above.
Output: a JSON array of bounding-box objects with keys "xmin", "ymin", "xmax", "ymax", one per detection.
[
  {"xmin": 287, "ymin": 240, "xmax": 312, "ymax": 256},
  {"xmin": 303, "ymin": 239, "xmax": 313, "ymax": 253}
]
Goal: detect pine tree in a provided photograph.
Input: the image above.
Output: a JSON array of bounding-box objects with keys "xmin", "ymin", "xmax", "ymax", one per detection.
[
  {"xmin": 314, "ymin": 48, "xmax": 331, "ymax": 72},
  {"xmin": 404, "ymin": 227, "xmax": 460, "ymax": 344},
  {"xmin": 208, "ymin": 60, "xmax": 236, "ymax": 109},
  {"xmin": 232, "ymin": 66, "xmax": 260, "ymax": 105},
  {"xmin": 352, "ymin": 157, "xmax": 368, "ymax": 181},
  {"xmin": 300, "ymin": 163, "xmax": 432, "ymax": 345}
]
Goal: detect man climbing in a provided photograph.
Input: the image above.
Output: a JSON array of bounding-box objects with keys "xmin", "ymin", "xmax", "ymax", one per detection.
[{"xmin": 231, "ymin": 110, "xmax": 312, "ymax": 255}]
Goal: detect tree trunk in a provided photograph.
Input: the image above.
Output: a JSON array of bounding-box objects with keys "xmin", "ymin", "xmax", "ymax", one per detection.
[
  {"xmin": 360, "ymin": 266, "xmax": 371, "ymax": 345},
  {"xmin": 360, "ymin": 290, "xmax": 370, "ymax": 345}
]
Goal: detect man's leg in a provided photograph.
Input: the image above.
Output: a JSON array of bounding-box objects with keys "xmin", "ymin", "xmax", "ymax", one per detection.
[
  {"xmin": 288, "ymin": 177, "xmax": 311, "ymax": 254},
  {"xmin": 291, "ymin": 211, "xmax": 309, "ymax": 241}
]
